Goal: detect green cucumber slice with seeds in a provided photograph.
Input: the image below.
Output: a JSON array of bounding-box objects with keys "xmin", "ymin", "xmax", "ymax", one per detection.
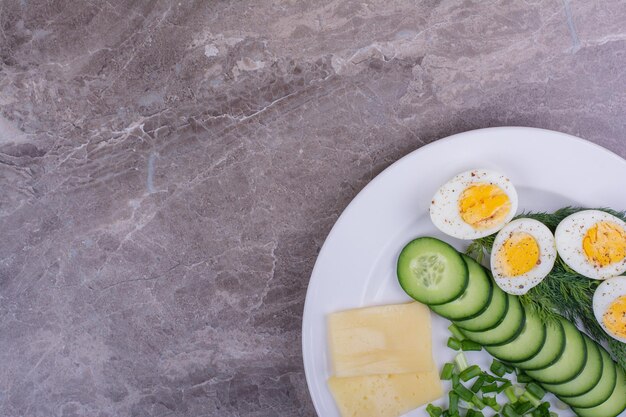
[
  {"xmin": 430, "ymin": 255, "xmax": 492, "ymax": 320},
  {"xmin": 454, "ymin": 284, "xmax": 508, "ymax": 332},
  {"xmin": 514, "ymin": 318, "xmax": 565, "ymax": 370},
  {"xmin": 573, "ymin": 365, "xmax": 626, "ymax": 417},
  {"xmin": 542, "ymin": 336, "xmax": 603, "ymax": 397},
  {"xmin": 397, "ymin": 237, "xmax": 469, "ymax": 305},
  {"xmin": 460, "ymin": 294, "xmax": 525, "ymax": 346},
  {"xmin": 560, "ymin": 347, "xmax": 618, "ymax": 408},
  {"xmin": 525, "ymin": 319, "xmax": 587, "ymax": 384},
  {"xmin": 485, "ymin": 308, "xmax": 546, "ymax": 363}
]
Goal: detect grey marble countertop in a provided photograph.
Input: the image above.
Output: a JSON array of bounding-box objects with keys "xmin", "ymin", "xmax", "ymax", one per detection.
[{"xmin": 1, "ymin": 1, "xmax": 625, "ymax": 416}]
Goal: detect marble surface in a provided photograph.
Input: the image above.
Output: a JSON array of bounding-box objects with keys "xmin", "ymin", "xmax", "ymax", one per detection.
[{"xmin": 0, "ymin": 0, "xmax": 625, "ymax": 416}]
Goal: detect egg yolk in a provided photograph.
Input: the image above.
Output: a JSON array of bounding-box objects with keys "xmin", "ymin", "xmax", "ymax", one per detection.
[
  {"xmin": 496, "ymin": 232, "xmax": 540, "ymax": 277},
  {"xmin": 603, "ymin": 295, "xmax": 626, "ymax": 339},
  {"xmin": 582, "ymin": 221, "xmax": 626, "ymax": 267},
  {"xmin": 458, "ymin": 183, "xmax": 511, "ymax": 229}
]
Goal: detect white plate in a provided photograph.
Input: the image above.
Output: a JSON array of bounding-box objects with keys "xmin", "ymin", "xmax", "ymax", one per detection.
[{"xmin": 302, "ymin": 127, "xmax": 626, "ymax": 417}]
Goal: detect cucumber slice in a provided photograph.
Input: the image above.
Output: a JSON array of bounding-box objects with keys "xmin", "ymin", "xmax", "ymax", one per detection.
[
  {"xmin": 454, "ymin": 284, "xmax": 508, "ymax": 332},
  {"xmin": 525, "ymin": 319, "xmax": 587, "ymax": 384},
  {"xmin": 430, "ymin": 255, "xmax": 492, "ymax": 320},
  {"xmin": 542, "ymin": 336, "xmax": 603, "ymax": 397},
  {"xmin": 397, "ymin": 237, "xmax": 469, "ymax": 305},
  {"xmin": 573, "ymin": 365, "xmax": 626, "ymax": 417},
  {"xmin": 485, "ymin": 308, "xmax": 546, "ymax": 363},
  {"xmin": 560, "ymin": 347, "xmax": 617, "ymax": 408},
  {"xmin": 460, "ymin": 294, "xmax": 525, "ymax": 346},
  {"xmin": 515, "ymin": 319, "xmax": 565, "ymax": 370}
]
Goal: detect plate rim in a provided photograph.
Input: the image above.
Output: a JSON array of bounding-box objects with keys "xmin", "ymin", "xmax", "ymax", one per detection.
[{"xmin": 301, "ymin": 126, "xmax": 626, "ymax": 417}]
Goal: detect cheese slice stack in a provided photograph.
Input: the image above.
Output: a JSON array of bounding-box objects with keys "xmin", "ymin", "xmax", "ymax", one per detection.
[{"xmin": 327, "ymin": 302, "xmax": 442, "ymax": 417}]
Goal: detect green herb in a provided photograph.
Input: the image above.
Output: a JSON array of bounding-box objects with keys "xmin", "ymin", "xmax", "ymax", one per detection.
[
  {"xmin": 514, "ymin": 401, "xmax": 534, "ymax": 415},
  {"xmin": 454, "ymin": 384, "xmax": 475, "ymax": 402},
  {"xmin": 448, "ymin": 337, "xmax": 462, "ymax": 350},
  {"xmin": 427, "ymin": 404, "xmax": 443, "ymax": 417},
  {"xmin": 483, "ymin": 395, "xmax": 501, "ymax": 411},
  {"xmin": 459, "ymin": 365, "xmax": 482, "ymax": 382},
  {"xmin": 449, "ymin": 392, "xmax": 460, "ymax": 415},
  {"xmin": 504, "ymin": 386, "xmax": 518, "ymax": 403},
  {"xmin": 441, "ymin": 363, "xmax": 455, "ymax": 380},
  {"xmin": 467, "ymin": 206, "xmax": 626, "ymax": 372},
  {"xmin": 496, "ymin": 381, "xmax": 512, "ymax": 394},
  {"xmin": 489, "ymin": 360, "xmax": 507, "ymax": 377},
  {"xmin": 449, "ymin": 324, "xmax": 466, "ymax": 341},
  {"xmin": 470, "ymin": 376, "xmax": 485, "ymax": 393},
  {"xmin": 461, "ymin": 340, "xmax": 482, "ymax": 351},
  {"xmin": 455, "ymin": 352, "xmax": 469, "ymax": 372},
  {"xmin": 515, "ymin": 370, "xmax": 533, "ymax": 383},
  {"xmin": 525, "ymin": 383, "xmax": 545, "ymax": 400},
  {"xmin": 481, "ymin": 383, "xmax": 498, "ymax": 393},
  {"xmin": 502, "ymin": 404, "xmax": 522, "ymax": 417}
]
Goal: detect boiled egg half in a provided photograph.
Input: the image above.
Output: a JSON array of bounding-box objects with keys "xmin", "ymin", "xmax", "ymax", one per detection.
[
  {"xmin": 490, "ymin": 218, "xmax": 557, "ymax": 295},
  {"xmin": 555, "ymin": 210, "xmax": 626, "ymax": 280},
  {"xmin": 430, "ymin": 169, "xmax": 518, "ymax": 240},
  {"xmin": 593, "ymin": 276, "xmax": 626, "ymax": 343}
]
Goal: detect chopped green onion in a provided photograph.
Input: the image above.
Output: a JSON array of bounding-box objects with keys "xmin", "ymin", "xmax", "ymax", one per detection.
[
  {"xmin": 503, "ymin": 363, "xmax": 515, "ymax": 374},
  {"xmin": 482, "ymin": 395, "xmax": 500, "ymax": 411},
  {"xmin": 521, "ymin": 391, "xmax": 542, "ymax": 408},
  {"xmin": 490, "ymin": 360, "xmax": 506, "ymax": 377},
  {"xmin": 483, "ymin": 383, "xmax": 498, "ymax": 393},
  {"xmin": 454, "ymin": 384, "xmax": 474, "ymax": 402},
  {"xmin": 460, "ymin": 365, "xmax": 482, "ymax": 382},
  {"xmin": 467, "ymin": 410, "xmax": 485, "ymax": 417},
  {"xmin": 539, "ymin": 401, "xmax": 550, "ymax": 410},
  {"xmin": 514, "ymin": 386, "xmax": 525, "ymax": 397},
  {"xmin": 516, "ymin": 372, "xmax": 533, "ymax": 383},
  {"xmin": 502, "ymin": 404, "xmax": 522, "ymax": 417},
  {"xmin": 526, "ymin": 383, "xmax": 546, "ymax": 400},
  {"xmin": 504, "ymin": 386, "xmax": 518, "ymax": 403},
  {"xmin": 471, "ymin": 395, "xmax": 486, "ymax": 410},
  {"xmin": 448, "ymin": 337, "xmax": 462, "ymax": 351},
  {"xmin": 441, "ymin": 363, "xmax": 455, "ymax": 380},
  {"xmin": 449, "ymin": 391, "xmax": 459, "ymax": 415},
  {"xmin": 427, "ymin": 404, "xmax": 443, "ymax": 417},
  {"xmin": 449, "ymin": 324, "xmax": 466, "ymax": 341},
  {"xmin": 531, "ymin": 404, "xmax": 551, "ymax": 417},
  {"xmin": 455, "ymin": 352, "xmax": 469, "ymax": 372},
  {"xmin": 481, "ymin": 373, "xmax": 496, "ymax": 383},
  {"xmin": 482, "ymin": 396, "xmax": 496, "ymax": 405},
  {"xmin": 496, "ymin": 381, "xmax": 512, "ymax": 394},
  {"xmin": 471, "ymin": 376, "xmax": 485, "ymax": 393},
  {"xmin": 461, "ymin": 340, "xmax": 482, "ymax": 351},
  {"xmin": 452, "ymin": 373, "xmax": 460, "ymax": 388},
  {"xmin": 514, "ymin": 401, "xmax": 534, "ymax": 414}
]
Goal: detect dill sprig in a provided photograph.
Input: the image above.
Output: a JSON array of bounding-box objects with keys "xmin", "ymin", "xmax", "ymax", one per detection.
[{"xmin": 467, "ymin": 207, "xmax": 626, "ymax": 373}]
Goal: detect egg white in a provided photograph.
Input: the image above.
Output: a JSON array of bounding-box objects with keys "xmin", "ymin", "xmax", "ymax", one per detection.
[
  {"xmin": 555, "ymin": 210, "xmax": 626, "ymax": 280},
  {"xmin": 490, "ymin": 218, "xmax": 557, "ymax": 295},
  {"xmin": 430, "ymin": 169, "xmax": 518, "ymax": 240},
  {"xmin": 593, "ymin": 276, "xmax": 626, "ymax": 343}
]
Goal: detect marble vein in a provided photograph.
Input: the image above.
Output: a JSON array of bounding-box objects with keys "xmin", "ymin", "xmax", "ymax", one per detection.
[{"xmin": 0, "ymin": 1, "xmax": 625, "ymax": 417}]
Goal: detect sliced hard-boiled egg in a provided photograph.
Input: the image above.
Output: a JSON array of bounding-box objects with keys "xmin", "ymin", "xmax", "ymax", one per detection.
[
  {"xmin": 430, "ymin": 169, "xmax": 518, "ymax": 240},
  {"xmin": 593, "ymin": 276, "xmax": 626, "ymax": 343},
  {"xmin": 490, "ymin": 218, "xmax": 557, "ymax": 295},
  {"xmin": 555, "ymin": 210, "xmax": 626, "ymax": 280}
]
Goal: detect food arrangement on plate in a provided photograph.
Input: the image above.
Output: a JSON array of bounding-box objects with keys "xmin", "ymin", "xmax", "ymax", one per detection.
[{"xmin": 326, "ymin": 168, "xmax": 626, "ymax": 417}]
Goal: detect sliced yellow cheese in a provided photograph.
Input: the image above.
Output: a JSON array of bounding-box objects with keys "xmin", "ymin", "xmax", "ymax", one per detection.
[
  {"xmin": 327, "ymin": 302, "xmax": 434, "ymax": 377},
  {"xmin": 328, "ymin": 371, "xmax": 443, "ymax": 417}
]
